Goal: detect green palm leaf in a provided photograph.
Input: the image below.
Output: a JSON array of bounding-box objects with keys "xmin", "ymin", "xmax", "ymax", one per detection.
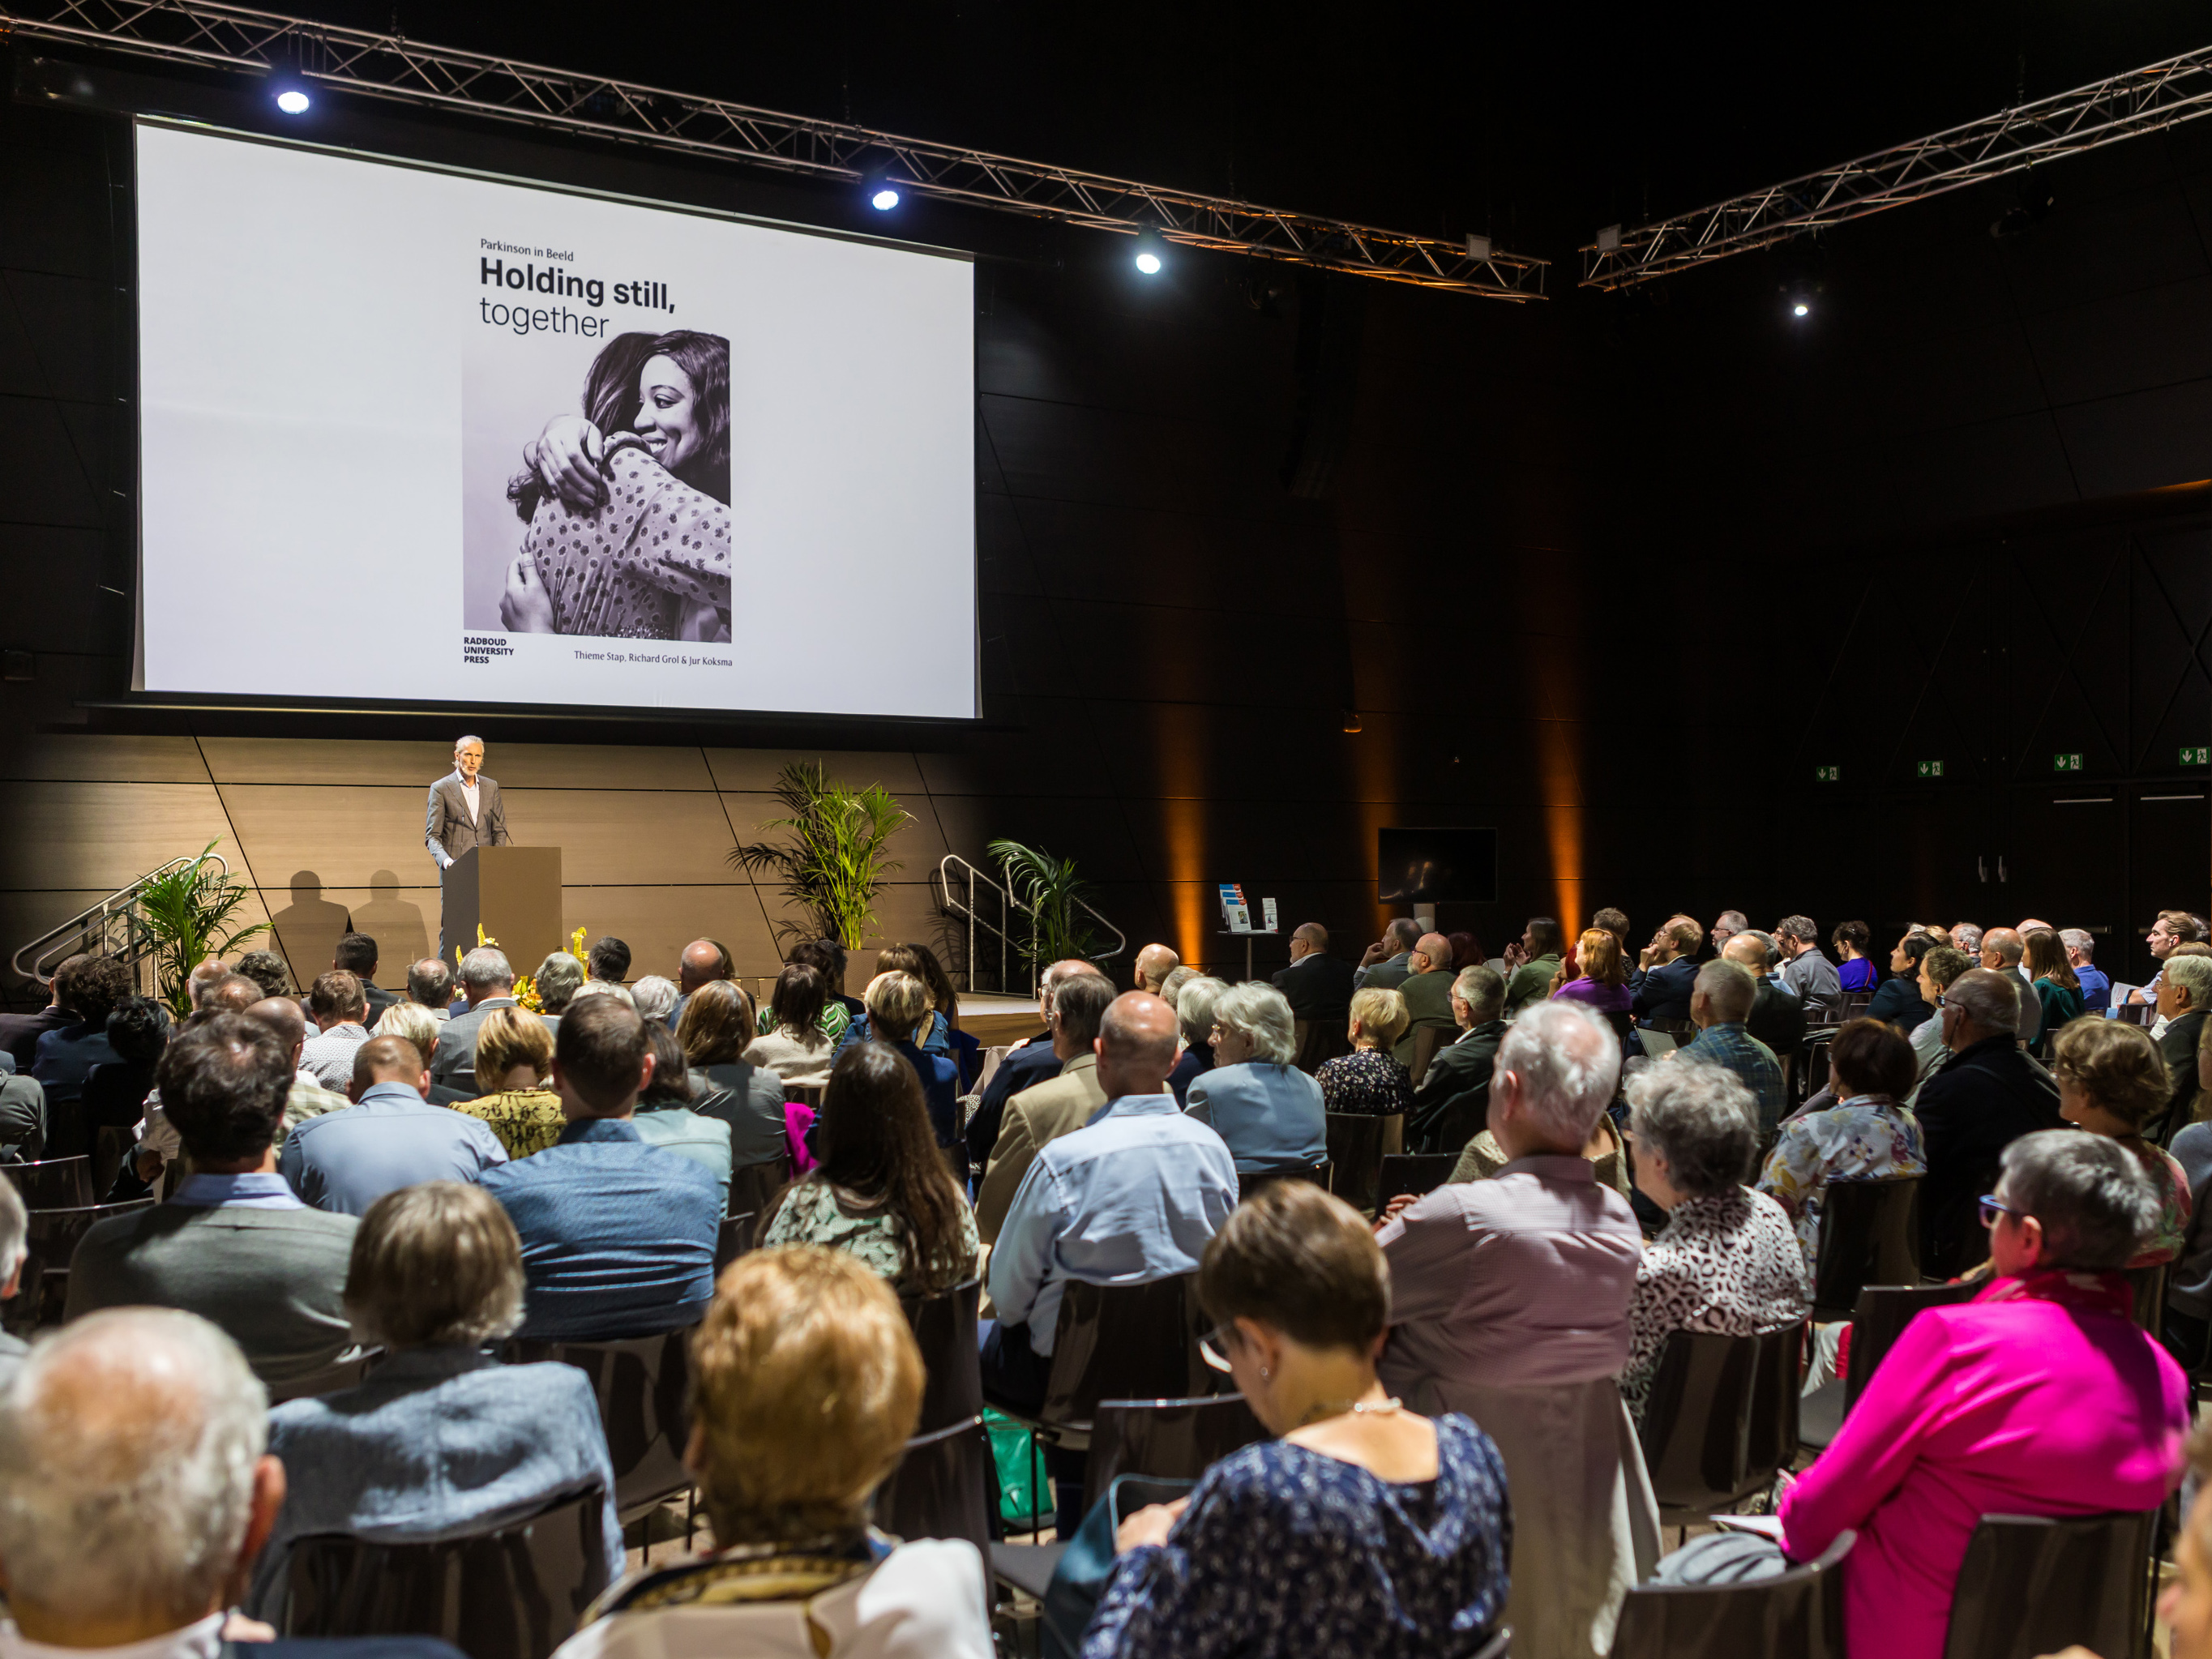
[{"xmin": 730, "ymin": 762, "xmax": 913, "ymax": 950}]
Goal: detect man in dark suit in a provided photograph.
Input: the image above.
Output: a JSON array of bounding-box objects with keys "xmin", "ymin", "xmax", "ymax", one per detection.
[
  {"xmin": 335, "ymin": 931, "xmax": 400, "ymax": 1029},
  {"xmin": 1725, "ymin": 931, "xmax": 1807, "ymax": 1058},
  {"xmin": 0, "ymin": 953, "xmax": 84, "ymax": 1071},
  {"xmin": 1405, "ymin": 964, "xmax": 1507, "ymax": 1154},
  {"xmin": 30, "ymin": 955, "xmax": 135, "ymax": 1153},
  {"xmin": 1914, "ymin": 968, "xmax": 2063, "ymax": 1277},
  {"xmin": 424, "ymin": 734, "xmax": 512, "ymax": 960},
  {"xmin": 1273, "ymin": 923, "xmax": 1356, "ymax": 1024},
  {"xmin": 1356, "ymin": 919, "xmax": 1424, "ymax": 991},
  {"xmin": 1629, "ymin": 915, "xmax": 1701, "ymax": 1025}
]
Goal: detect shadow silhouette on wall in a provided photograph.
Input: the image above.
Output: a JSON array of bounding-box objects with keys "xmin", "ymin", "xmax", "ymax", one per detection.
[
  {"xmin": 268, "ymin": 871, "xmax": 353, "ymax": 986},
  {"xmin": 353, "ymin": 870, "xmax": 432, "ymax": 973}
]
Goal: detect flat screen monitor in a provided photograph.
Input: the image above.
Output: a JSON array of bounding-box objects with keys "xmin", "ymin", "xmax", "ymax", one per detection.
[
  {"xmin": 130, "ymin": 120, "xmax": 977, "ymax": 719},
  {"xmin": 1377, "ymin": 827, "xmax": 1498, "ymax": 905}
]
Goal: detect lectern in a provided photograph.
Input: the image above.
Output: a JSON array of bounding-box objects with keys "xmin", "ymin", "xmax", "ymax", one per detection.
[{"xmin": 445, "ymin": 846, "xmax": 563, "ymax": 970}]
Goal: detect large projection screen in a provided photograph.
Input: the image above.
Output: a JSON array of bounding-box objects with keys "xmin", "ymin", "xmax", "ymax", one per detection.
[{"xmin": 133, "ymin": 122, "xmax": 977, "ymax": 719}]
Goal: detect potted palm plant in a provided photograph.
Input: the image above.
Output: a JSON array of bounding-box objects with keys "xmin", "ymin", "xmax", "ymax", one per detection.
[
  {"xmin": 731, "ymin": 761, "xmax": 913, "ymax": 950},
  {"xmin": 988, "ymin": 838, "xmax": 1105, "ymax": 986},
  {"xmin": 137, "ymin": 841, "xmax": 270, "ymax": 1016}
]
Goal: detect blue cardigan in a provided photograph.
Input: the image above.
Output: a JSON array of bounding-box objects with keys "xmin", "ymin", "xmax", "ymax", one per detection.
[{"xmin": 1185, "ymin": 1061, "xmax": 1327, "ymax": 1174}]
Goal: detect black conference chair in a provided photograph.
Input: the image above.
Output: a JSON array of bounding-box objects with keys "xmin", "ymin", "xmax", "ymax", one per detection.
[
  {"xmin": 714, "ymin": 1209, "xmax": 757, "ymax": 1274},
  {"xmin": 505, "ymin": 1327, "xmax": 693, "ymax": 1524},
  {"xmin": 1405, "ymin": 1026, "xmax": 1449, "ymax": 1089},
  {"xmin": 1084, "ymin": 1391, "xmax": 1268, "ymax": 1498},
  {"xmin": 11, "ymin": 1155, "xmax": 94, "ymax": 1211},
  {"xmin": 1941, "ymin": 1511, "xmax": 2159, "ymax": 1659},
  {"xmin": 1811, "ymin": 1175, "xmax": 1923, "ymax": 1319},
  {"xmin": 900, "ymin": 1276, "xmax": 985, "ymax": 1435},
  {"xmin": 1378, "ymin": 1152, "xmax": 1461, "ymax": 1208},
  {"xmin": 284, "ymin": 1480, "xmax": 611, "ymax": 1659},
  {"xmin": 1237, "ymin": 1160, "xmax": 1331, "ymax": 1204},
  {"xmin": 2124, "ymin": 1259, "xmax": 2169, "ymax": 1332},
  {"xmin": 8, "ymin": 1196, "xmax": 154, "ymax": 1332},
  {"xmin": 1324, "ymin": 1112, "xmax": 1401, "ymax": 1215},
  {"xmin": 1608, "ymin": 1529, "xmax": 1854, "ymax": 1659},
  {"xmin": 1637, "ymin": 1321, "xmax": 1802, "ymax": 1524},
  {"xmin": 1844, "ymin": 1281, "xmax": 1977, "ymax": 1410},
  {"xmin": 872, "ymin": 1413, "xmax": 997, "ymax": 1557},
  {"xmin": 727, "ymin": 1155, "xmax": 792, "ymax": 1225}
]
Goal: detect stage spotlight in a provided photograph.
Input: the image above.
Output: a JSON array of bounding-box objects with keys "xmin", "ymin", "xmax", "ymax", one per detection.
[
  {"xmin": 1133, "ymin": 225, "xmax": 1166, "ymax": 276},
  {"xmin": 1792, "ymin": 301, "xmax": 1810, "ymax": 318},
  {"xmin": 871, "ymin": 186, "xmax": 900, "ymax": 211},
  {"xmin": 858, "ymin": 156, "xmax": 902, "ymax": 212},
  {"xmin": 274, "ymin": 82, "xmax": 311, "ymax": 114}
]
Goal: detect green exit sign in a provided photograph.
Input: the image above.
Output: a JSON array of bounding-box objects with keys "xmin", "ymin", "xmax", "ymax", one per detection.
[
  {"xmin": 2053, "ymin": 752, "xmax": 2084, "ymax": 772},
  {"xmin": 1814, "ymin": 764, "xmax": 1840, "ymax": 783},
  {"xmin": 2184, "ymin": 746, "xmax": 2210, "ymax": 766},
  {"xmin": 1916, "ymin": 759, "xmax": 1945, "ymax": 778}
]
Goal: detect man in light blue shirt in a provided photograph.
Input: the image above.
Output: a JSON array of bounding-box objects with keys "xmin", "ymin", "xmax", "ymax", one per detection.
[
  {"xmin": 281, "ymin": 1033, "xmax": 507, "ymax": 1216},
  {"xmin": 984, "ymin": 991, "xmax": 1239, "ymax": 1398}
]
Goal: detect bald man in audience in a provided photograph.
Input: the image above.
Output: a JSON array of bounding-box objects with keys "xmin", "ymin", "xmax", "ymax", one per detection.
[
  {"xmin": 1977, "ymin": 926, "xmax": 2042, "ymax": 1047},
  {"xmin": 1132, "ymin": 943, "xmax": 1180, "ymax": 994},
  {"xmin": 1273, "ymin": 922, "xmax": 1356, "ymax": 1026},
  {"xmin": 668, "ymin": 938, "xmax": 732, "ymax": 1030},
  {"xmin": 1394, "ymin": 933, "xmax": 1461, "ymax": 1065},
  {"xmin": 1377, "ymin": 999, "xmax": 1649, "ymax": 1659},
  {"xmin": 278, "ymin": 1035, "xmax": 507, "ymax": 1216},
  {"xmin": 1722, "ymin": 931, "xmax": 1807, "ymax": 1058}
]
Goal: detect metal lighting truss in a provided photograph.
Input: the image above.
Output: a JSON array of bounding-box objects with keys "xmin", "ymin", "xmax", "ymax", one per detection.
[
  {"xmin": 0, "ymin": 0, "xmax": 1548, "ymax": 300},
  {"xmin": 1580, "ymin": 41, "xmax": 2212, "ymax": 290}
]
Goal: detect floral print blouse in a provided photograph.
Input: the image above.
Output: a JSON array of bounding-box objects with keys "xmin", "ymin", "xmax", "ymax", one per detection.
[
  {"xmin": 1622, "ymin": 1188, "xmax": 1808, "ymax": 1419},
  {"xmin": 1756, "ymin": 1093, "xmax": 1928, "ymax": 1278},
  {"xmin": 1316, "ymin": 1047, "xmax": 1415, "ymax": 1117},
  {"xmin": 761, "ymin": 1177, "xmax": 979, "ymax": 1292},
  {"xmin": 2118, "ymin": 1137, "xmax": 2193, "ymax": 1268}
]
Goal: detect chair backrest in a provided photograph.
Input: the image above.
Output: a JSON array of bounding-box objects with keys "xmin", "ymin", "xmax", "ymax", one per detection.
[
  {"xmin": 1291, "ymin": 1018, "xmax": 1350, "ymax": 1075},
  {"xmin": 871, "ymin": 1413, "xmax": 995, "ymax": 1556},
  {"xmin": 1637, "ymin": 1321, "xmax": 1802, "ymax": 1516},
  {"xmin": 1941, "ymin": 1511, "xmax": 2158, "ymax": 1659},
  {"xmin": 505, "ymin": 1328, "xmax": 692, "ymax": 1522},
  {"xmin": 2116, "ymin": 1000, "xmax": 2154, "ymax": 1028},
  {"xmin": 1377, "ymin": 1152, "xmax": 1461, "ymax": 1207},
  {"xmin": 1324, "ymin": 1113, "xmax": 1400, "ymax": 1214},
  {"xmin": 1042, "ymin": 1276, "xmax": 1209, "ymax": 1429},
  {"xmin": 1237, "ymin": 1161, "xmax": 1331, "ymax": 1205},
  {"xmin": 1084, "ymin": 1392, "xmax": 1268, "ymax": 1498},
  {"xmin": 728, "ymin": 1156, "xmax": 793, "ymax": 1225},
  {"xmin": 715, "ymin": 1210, "xmax": 757, "ymax": 1274},
  {"xmin": 285, "ymin": 1481, "xmax": 610, "ymax": 1659},
  {"xmin": 1812, "ymin": 1176, "xmax": 1923, "ymax": 1318},
  {"xmin": 899, "ymin": 1277, "xmax": 985, "ymax": 1435},
  {"xmin": 2124, "ymin": 1260, "xmax": 2169, "ymax": 1331},
  {"xmin": 1407, "ymin": 1024, "xmax": 1448, "ymax": 1088},
  {"xmin": 1844, "ymin": 1281, "xmax": 1978, "ymax": 1409},
  {"xmin": 15, "ymin": 1198, "xmax": 156, "ymax": 1330},
  {"xmin": 1608, "ymin": 1528, "xmax": 1853, "ymax": 1659},
  {"xmin": 266, "ymin": 1350, "xmax": 379, "ymax": 1406},
  {"xmin": 11, "ymin": 1156, "xmax": 93, "ymax": 1211}
]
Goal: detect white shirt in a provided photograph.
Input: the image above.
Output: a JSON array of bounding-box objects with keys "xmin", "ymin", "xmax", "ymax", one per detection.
[
  {"xmin": 460, "ymin": 775, "xmax": 481, "ymax": 824},
  {"xmin": 1, "ymin": 1613, "xmax": 224, "ymax": 1659}
]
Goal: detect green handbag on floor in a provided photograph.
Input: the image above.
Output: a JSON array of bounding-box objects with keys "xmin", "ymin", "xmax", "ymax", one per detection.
[{"xmin": 985, "ymin": 1407, "xmax": 1052, "ymax": 1531}]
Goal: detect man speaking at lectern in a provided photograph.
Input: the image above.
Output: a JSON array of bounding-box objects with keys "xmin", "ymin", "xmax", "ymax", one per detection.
[{"xmin": 426, "ymin": 734, "xmax": 512, "ymax": 960}]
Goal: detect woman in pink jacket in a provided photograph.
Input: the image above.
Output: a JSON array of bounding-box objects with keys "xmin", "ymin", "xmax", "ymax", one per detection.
[{"xmin": 1777, "ymin": 1128, "xmax": 2189, "ymax": 1659}]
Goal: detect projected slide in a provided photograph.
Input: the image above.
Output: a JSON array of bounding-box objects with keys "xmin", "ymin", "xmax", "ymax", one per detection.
[{"xmin": 134, "ymin": 122, "xmax": 976, "ymax": 718}]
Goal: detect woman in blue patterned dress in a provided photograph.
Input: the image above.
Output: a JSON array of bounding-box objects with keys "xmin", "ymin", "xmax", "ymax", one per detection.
[{"xmin": 1081, "ymin": 1181, "xmax": 1510, "ymax": 1658}]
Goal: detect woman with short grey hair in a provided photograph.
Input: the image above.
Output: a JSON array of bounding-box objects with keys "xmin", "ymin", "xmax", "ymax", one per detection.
[
  {"xmin": 246, "ymin": 1182, "xmax": 624, "ymax": 1622},
  {"xmin": 1167, "ymin": 974, "xmax": 1229, "ymax": 1106},
  {"xmin": 1618, "ymin": 1058, "xmax": 1808, "ymax": 1419},
  {"xmin": 630, "ymin": 973, "xmax": 679, "ymax": 1023},
  {"xmin": 1187, "ymin": 982, "xmax": 1325, "ymax": 1174}
]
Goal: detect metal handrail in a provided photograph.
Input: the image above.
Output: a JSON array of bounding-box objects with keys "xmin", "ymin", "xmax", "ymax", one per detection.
[
  {"xmin": 10, "ymin": 853, "xmax": 225, "ymax": 988},
  {"xmin": 933, "ymin": 853, "xmax": 1126, "ymax": 995}
]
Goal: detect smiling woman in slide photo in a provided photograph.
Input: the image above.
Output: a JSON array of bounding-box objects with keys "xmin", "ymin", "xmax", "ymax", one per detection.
[{"xmin": 499, "ymin": 328, "xmax": 734, "ymax": 644}]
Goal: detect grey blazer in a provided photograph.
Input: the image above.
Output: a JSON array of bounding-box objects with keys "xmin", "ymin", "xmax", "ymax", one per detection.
[{"xmin": 426, "ymin": 771, "xmax": 511, "ymax": 870}]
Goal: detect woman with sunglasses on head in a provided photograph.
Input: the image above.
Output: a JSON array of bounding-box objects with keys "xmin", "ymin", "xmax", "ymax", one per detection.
[
  {"xmin": 1082, "ymin": 1181, "xmax": 1509, "ymax": 1658},
  {"xmin": 1658, "ymin": 1130, "xmax": 2187, "ymax": 1659}
]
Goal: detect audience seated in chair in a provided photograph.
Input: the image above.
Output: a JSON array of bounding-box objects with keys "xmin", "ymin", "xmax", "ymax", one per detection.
[
  {"xmin": 742, "ymin": 962, "xmax": 837, "ymax": 1088},
  {"xmin": 528, "ymin": 951, "xmax": 584, "ymax": 1020},
  {"xmin": 369, "ymin": 1000, "xmax": 469, "ymax": 1105},
  {"xmin": 1184, "ymin": 984, "xmax": 1326, "ymax": 1175},
  {"xmin": 1164, "ymin": 975, "xmax": 1225, "ymax": 1108},
  {"xmin": 69, "ymin": 1013, "xmax": 360, "ymax": 1388},
  {"xmin": 481, "ymin": 996, "xmax": 720, "ymax": 1342},
  {"xmin": 1905, "ymin": 944, "xmax": 1973, "ymax": 1082},
  {"xmin": 246, "ymin": 1181, "xmax": 624, "ymax": 1623},
  {"xmin": 586, "ymin": 934, "xmax": 631, "ymax": 988},
  {"xmin": 977, "ymin": 972, "xmax": 1119, "ymax": 1240},
  {"xmin": 629, "ymin": 1023, "xmax": 734, "ymax": 1214},
  {"xmin": 0, "ymin": 1173, "xmax": 24, "ymax": 1388},
  {"xmin": 1774, "ymin": 915, "xmax": 1842, "ymax": 1005},
  {"xmin": 298, "ymin": 970, "xmax": 373, "ymax": 1092},
  {"xmin": 763, "ymin": 1041, "xmax": 978, "ymax": 1292},
  {"xmin": 440, "ymin": 1004, "xmax": 565, "ymax": 1156},
  {"xmin": 0, "ymin": 1048, "xmax": 45, "ymax": 1164},
  {"xmin": 1865, "ymin": 927, "xmax": 1941, "ymax": 1033},
  {"xmin": 2157, "ymin": 954, "xmax": 2212, "ymax": 1123},
  {"xmin": 404, "ymin": 956, "xmax": 456, "ymax": 1021},
  {"xmin": 1132, "ymin": 943, "xmax": 1181, "ymax": 995},
  {"xmin": 1356, "ymin": 918, "xmax": 1423, "ymax": 993},
  {"xmin": 554, "ymin": 1246, "xmax": 990, "ymax": 1659},
  {"xmin": 1913, "ymin": 969, "xmax": 2063, "ymax": 1277},
  {"xmin": 1658, "ymin": 1131, "xmax": 2188, "ymax": 1659},
  {"xmin": 2052, "ymin": 1018, "xmax": 2191, "ymax": 1268},
  {"xmin": 1392, "ymin": 934, "xmax": 1461, "ymax": 1064},
  {"xmin": 1618, "ymin": 1061, "xmax": 1808, "ymax": 1421},
  {"xmin": 1555, "ymin": 927, "xmax": 1632, "ymax": 1016},
  {"xmin": 1975, "ymin": 927, "xmax": 2044, "ymax": 1049},
  {"xmin": 2022, "ymin": 926, "xmax": 2085, "ymax": 1058},
  {"xmin": 280, "ymin": 1034, "xmax": 507, "ymax": 1216},
  {"xmin": 1499, "ymin": 916, "xmax": 1564, "ymax": 1017},
  {"xmin": 1271, "ymin": 921, "xmax": 1356, "ymax": 1032},
  {"xmin": 831, "ymin": 944, "xmax": 956, "ymax": 1062},
  {"xmin": 1758, "ymin": 1017, "xmax": 1927, "ymax": 1278},
  {"xmin": 83, "ymin": 994, "xmax": 167, "ymax": 1139},
  {"xmin": 0, "ymin": 1307, "xmax": 466, "ymax": 1659},
  {"xmin": 0, "ymin": 951, "xmax": 85, "ymax": 1071},
  {"xmin": 983, "ymin": 992, "xmax": 1239, "ymax": 1527},
  {"xmin": 137, "ymin": 985, "xmax": 348, "ymax": 1190},
  {"xmin": 427, "ymin": 947, "xmax": 525, "ymax": 1092},
  {"xmin": 675, "ymin": 978, "xmax": 792, "ymax": 1169},
  {"xmin": 1405, "ymin": 966, "xmax": 1507, "ymax": 1157},
  {"xmin": 965, "ymin": 960, "xmax": 1108, "ymax": 1166},
  {"xmin": 1628, "ymin": 917, "xmax": 1701, "ymax": 1024},
  {"xmin": 1080, "ymin": 1182, "xmax": 1510, "ymax": 1658},
  {"xmin": 627, "ymin": 973, "xmax": 678, "ymax": 1025},
  {"xmin": 1673, "ymin": 960, "xmax": 1786, "ymax": 1138},
  {"xmin": 1375, "ymin": 998, "xmax": 1653, "ymax": 1659},
  {"xmin": 29, "ymin": 956, "xmax": 134, "ymax": 1128},
  {"xmin": 1722, "ymin": 931, "xmax": 1808, "ymax": 1060},
  {"xmin": 1316, "ymin": 987, "xmax": 1414, "ymax": 1117}
]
